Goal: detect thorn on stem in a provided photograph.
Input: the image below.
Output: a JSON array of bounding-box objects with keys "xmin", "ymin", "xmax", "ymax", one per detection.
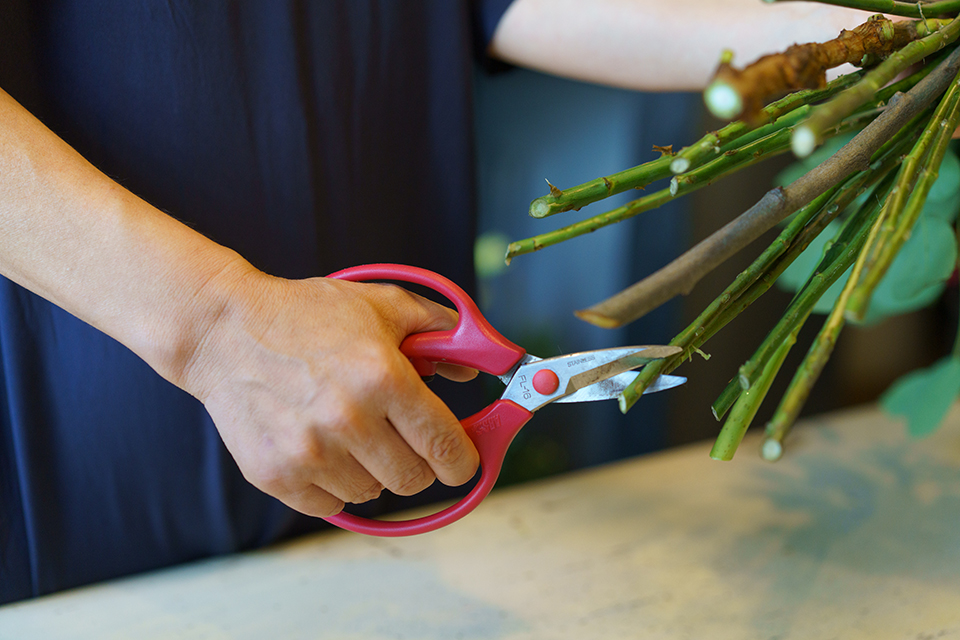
[
  {"xmin": 652, "ymin": 144, "xmax": 675, "ymax": 157},
  {"xmin": 545, "ymin": 178, "xmax": 563, "ymax": 198}
]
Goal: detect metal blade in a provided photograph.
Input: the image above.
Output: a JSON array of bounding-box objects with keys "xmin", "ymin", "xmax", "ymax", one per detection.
[
  {"xmin": 501, "ymin": 345, "xmax": 681, "ymax": 412},
  {"xmin": 556, "ymin": 373, "xmax": 686, "ymax": 403},
  {"xmin": 563, "ymin": 346, "xmax": 681, "ymax": 394}
]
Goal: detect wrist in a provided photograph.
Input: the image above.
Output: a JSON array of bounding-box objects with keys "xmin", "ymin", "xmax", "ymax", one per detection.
[{"xmin": 133, "ymin": 244, "xmax": 263, "ymax": 396}]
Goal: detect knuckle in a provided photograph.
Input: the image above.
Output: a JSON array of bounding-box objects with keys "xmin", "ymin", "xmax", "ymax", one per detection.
[
  {"xmin": 287, "ymin": 431, "xmax": 328, "ymax": 468},
  {"xmin": 348, "ymin": 480, "xmax": 383, "ymax": 504},
  {"xmin": 315, "ymin": 500, "xmax": 345, "ymax": 518},
  {"xmin": 350, "ymin": 348, "xmax": 405, "ymax": 395},
  {"xmin": 322, "ymin": 411, "xmax": 357, "ymax": 441},
  {"xmin": 367, "ymin": 361, "xmax": 401, "ymax": 394},
  {"xmin": 427, "ymin": 427, "xmax": 467, "ymax": 466},
  {"xmin": 311, "ymin": 396, "xmax": 364, "ymax": 443},
  {"xmin": 246, "ymin": 464, "xmax": 286, "ymax": 494},
  {"xmin": 289, "ymin": 486, "xmax": 344, "ymax": 518},
  {"xmin": 380, "ymin": 282, "xmax": 417, "ymax": 306},
  {"xmin": 388, "ymin": 461, "xmax": 434, "ymax": 496}
]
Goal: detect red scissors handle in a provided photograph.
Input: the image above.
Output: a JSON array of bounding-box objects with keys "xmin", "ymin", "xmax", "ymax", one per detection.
[{"xmin": 323, "ymin": 264, "xmax": 529, "ymax": 536}]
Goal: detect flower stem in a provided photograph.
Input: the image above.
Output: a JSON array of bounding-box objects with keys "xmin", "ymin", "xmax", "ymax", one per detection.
[
  {"xmin": 710, "ymin": 326, "xmax": 799, "ymax": 461},
  {"xmin": 845, "ymin": 67, "xmax": 960, "ymax": 320},
  {"xmin": 713, "ymin": 171, "xmax": 898, "ymax": 459},
  {"xmin": 765, "ymin": 0, "xmax": 960, "ymax": 18},
  {"xmin": 617, "ymin": 134, "xmax": 912, "ymax": 413},
  {"xmin": 526, "ymin": 72, "xmax": 871, "ymax": 219},
  {"xmin": 732, "ymin": 171, "xmax": 898, "ymax": 399},
  {"xmin": 759, "ymin": 101, "xmax": 959, "ymax": 458},
  {"xmin": 508, "ymin": 124, "xmax": 800, "ymax": 262},
  {"xmin": 792, "ymin": 17, "xmax": 960, "ymax": 157},
  {"xmin": 577, "ymin": 44, "xmax": 960, "ymax": 328},
  {"xmin": 669, "ymin": 70, "xmax": 864, "ymax": 175}
]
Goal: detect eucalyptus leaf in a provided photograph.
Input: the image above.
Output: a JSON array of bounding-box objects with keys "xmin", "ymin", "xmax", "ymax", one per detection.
[
  {"xmin": 920, "ymin": 148, "xmax": 960, "ymax": 223},
  {"xmin": 881, "ymin": 356, "xmax": 960, "ymax": 437},
  {"xmin": 864, "ymin": 214, "xmax": 956, "ymax": 320},
  {"xmin": 925, "ymin": 148, "xmax": 960, "ymax": 206}
]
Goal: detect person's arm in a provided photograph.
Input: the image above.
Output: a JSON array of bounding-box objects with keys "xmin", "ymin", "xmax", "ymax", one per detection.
[
  {"xmin": 0, "ymin": 87, "xmax": 479, "ymax": 517},
  {"xmin": 490, "ymin": 0, "xmax": 872, "ymax": 91}
]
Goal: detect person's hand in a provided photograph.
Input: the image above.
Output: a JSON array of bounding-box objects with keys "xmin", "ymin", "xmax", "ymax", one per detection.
[{"xmin": 177, "ymin": 266, "xmax": 480, "ymax": 517}]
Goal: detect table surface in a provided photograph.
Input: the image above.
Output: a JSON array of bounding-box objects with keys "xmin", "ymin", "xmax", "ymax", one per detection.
[{"xmin": 3, "ymin": 404, "xmax": 960, "ymax": 639}]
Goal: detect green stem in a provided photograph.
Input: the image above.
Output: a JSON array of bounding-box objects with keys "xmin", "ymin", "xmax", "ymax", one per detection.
[
  {"xmin": 845, "ymin": 68, "xmax": 960, "ymax": 320},
  {"xmin": 621, "ymin": 118, "xmax": 919, "ymax": 414},
  {"xmin": 528, "ymin": 156, "xmax": 673, "ymax": 219},
  {"xmin": 760, "ymin": 84, "xmax": 960, "ymax": 458},
  {"xmin": 524, "ymin": 55, "xmax": 937, "ymax": 223},
  {"xmin": 577, "ymin": 58, "xmax": 952, "ymax": 329},
  {"xmin": 619, "ymin": 186, "xmax": 841, "ymax": 413},
  {"xmin": 761, "ymin": 190, "xmax": 891, "ymax": 461},
  {"xmin": 620, "ymin": 185, "xmax": 836, "ymax": 413},
  {"xmin": 669, "ymin": 70, "xmax": 864, "ymax": 175},
  {"xmin": 766, "ymin": 0, "xmax": 960, "ymax": 18},
  {"xmin": 527, "ymin": 72, "xmax": 870, "ymax": 219},
  {"xmin": 732, "ymin": 171, "xmax": 897, "ymax": 404},
  {"xmin": 507, "ymin": 112, "xmax": 863, "ymax": 264},
  {"xmin": 710, "ymin": 325, "xmax": 799, "ymax": 461},
  {"xmin": 618, "ymin": 141, "xmax": 909, "ymax": 413},
  {"xmin": 669, "ymin": 126, "xmax": 793, "ymax": 196},
  {"xmin": 792, "ymin": 17, "xmax": 960, "ymax": 157},
  {"xmin": 712, "ymin": 377, "xmax": 745, "ymax": 422}
]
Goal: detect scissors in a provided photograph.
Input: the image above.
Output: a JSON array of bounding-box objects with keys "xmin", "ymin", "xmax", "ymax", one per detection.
[{"xmin": 324, "ymin": 264, "xmax": 685, "ymax": 536}]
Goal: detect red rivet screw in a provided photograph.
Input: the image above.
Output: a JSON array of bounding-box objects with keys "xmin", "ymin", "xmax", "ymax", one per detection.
[{"xmin": 532, "ymin": 369, "xmax": 560, "ymax": 395}]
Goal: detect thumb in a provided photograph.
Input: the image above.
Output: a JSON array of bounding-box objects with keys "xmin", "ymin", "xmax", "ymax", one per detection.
[{"xmin": 378, "ymin": 286, "xmax": 479, "ymax": 382}]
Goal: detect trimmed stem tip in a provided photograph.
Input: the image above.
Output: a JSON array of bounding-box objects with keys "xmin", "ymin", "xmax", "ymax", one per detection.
[
  {"xmin": 670, "ymin": 157, "xmax": 691, "ymax": 174},
  {"xmin": 705, "ymin": 80, "xmax": 743, "ymax": 120},
  {"xmin": 761, "ymin": 438, "xmax": 783, "ymax": 462},
  {"xmin": 791, "ymin": 124, "xmax": 818, "ymax": 158}
]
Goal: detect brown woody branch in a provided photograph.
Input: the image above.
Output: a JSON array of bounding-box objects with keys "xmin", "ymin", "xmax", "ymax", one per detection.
[{"xmin": 705, "ymin": 16, "xmax": 949, "ymax": 121}]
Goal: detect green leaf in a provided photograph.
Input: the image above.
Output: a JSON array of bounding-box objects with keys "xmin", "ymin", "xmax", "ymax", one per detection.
[
  {"xmin": 925, "ymin": 148, "xmax": 960, "ymax": 206},
  {"xmin": 777, "ymin": 219, "xmax": 843, "ymax": 313},
  {"xmin": 919, "ymin": 148, "xmax": 960, "ymax": 224},
  {"xmin": 863, "ymin": 214, "xmax": 956, "ymax": 321},
  {"xmin": 881, "ymin": 357, "xmax": 960, "ymax": 437}
]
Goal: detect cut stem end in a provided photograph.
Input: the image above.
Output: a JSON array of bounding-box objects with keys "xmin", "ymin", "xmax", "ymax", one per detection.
[
  {"xmin": 791, "ymin": 125, "xmax": 819, "ymax": 158},
  {"xmin": 761, "ymin": 438, "xmax": 784, "ymax": 462},
  {"xmin": 705, "ymin": 80, "xmax": 743, "ymax": 120}
]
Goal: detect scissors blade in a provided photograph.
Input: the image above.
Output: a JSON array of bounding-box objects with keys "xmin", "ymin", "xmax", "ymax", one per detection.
[
  {"xmin": 502, "ymin": 345, "xmax": 681, "ymax": 412},
  {"xmin": 564, "ymin": 346, "xmax": 681, "ymax": 394},
  {"xmin": 555, "ymin": 372, "xmax": 686, "ymax": 403}
]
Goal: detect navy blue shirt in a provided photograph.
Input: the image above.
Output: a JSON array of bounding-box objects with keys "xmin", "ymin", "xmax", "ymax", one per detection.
[{"xmin": 0, "ymin": 0, "xmax": 512, "ymax": 603}]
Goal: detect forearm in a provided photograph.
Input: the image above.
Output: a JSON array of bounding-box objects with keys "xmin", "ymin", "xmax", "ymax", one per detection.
[
  {"xmin": 0, "ymin": 87, "xmax": 250, "ymax": 387},
  {"xmin": 490, "ymin": 0, "xmax": 871, "ymax": 91}
]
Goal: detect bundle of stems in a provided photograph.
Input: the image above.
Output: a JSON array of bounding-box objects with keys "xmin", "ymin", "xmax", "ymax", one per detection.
[{"xmin": 506, "ymin": 7, "xmax": 960, "ymax": 460}]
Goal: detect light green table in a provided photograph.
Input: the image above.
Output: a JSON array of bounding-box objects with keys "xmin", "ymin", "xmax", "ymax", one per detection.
[{"xmin": 3, "ymin": 404, "xmax": 960, "ymax": 639}]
